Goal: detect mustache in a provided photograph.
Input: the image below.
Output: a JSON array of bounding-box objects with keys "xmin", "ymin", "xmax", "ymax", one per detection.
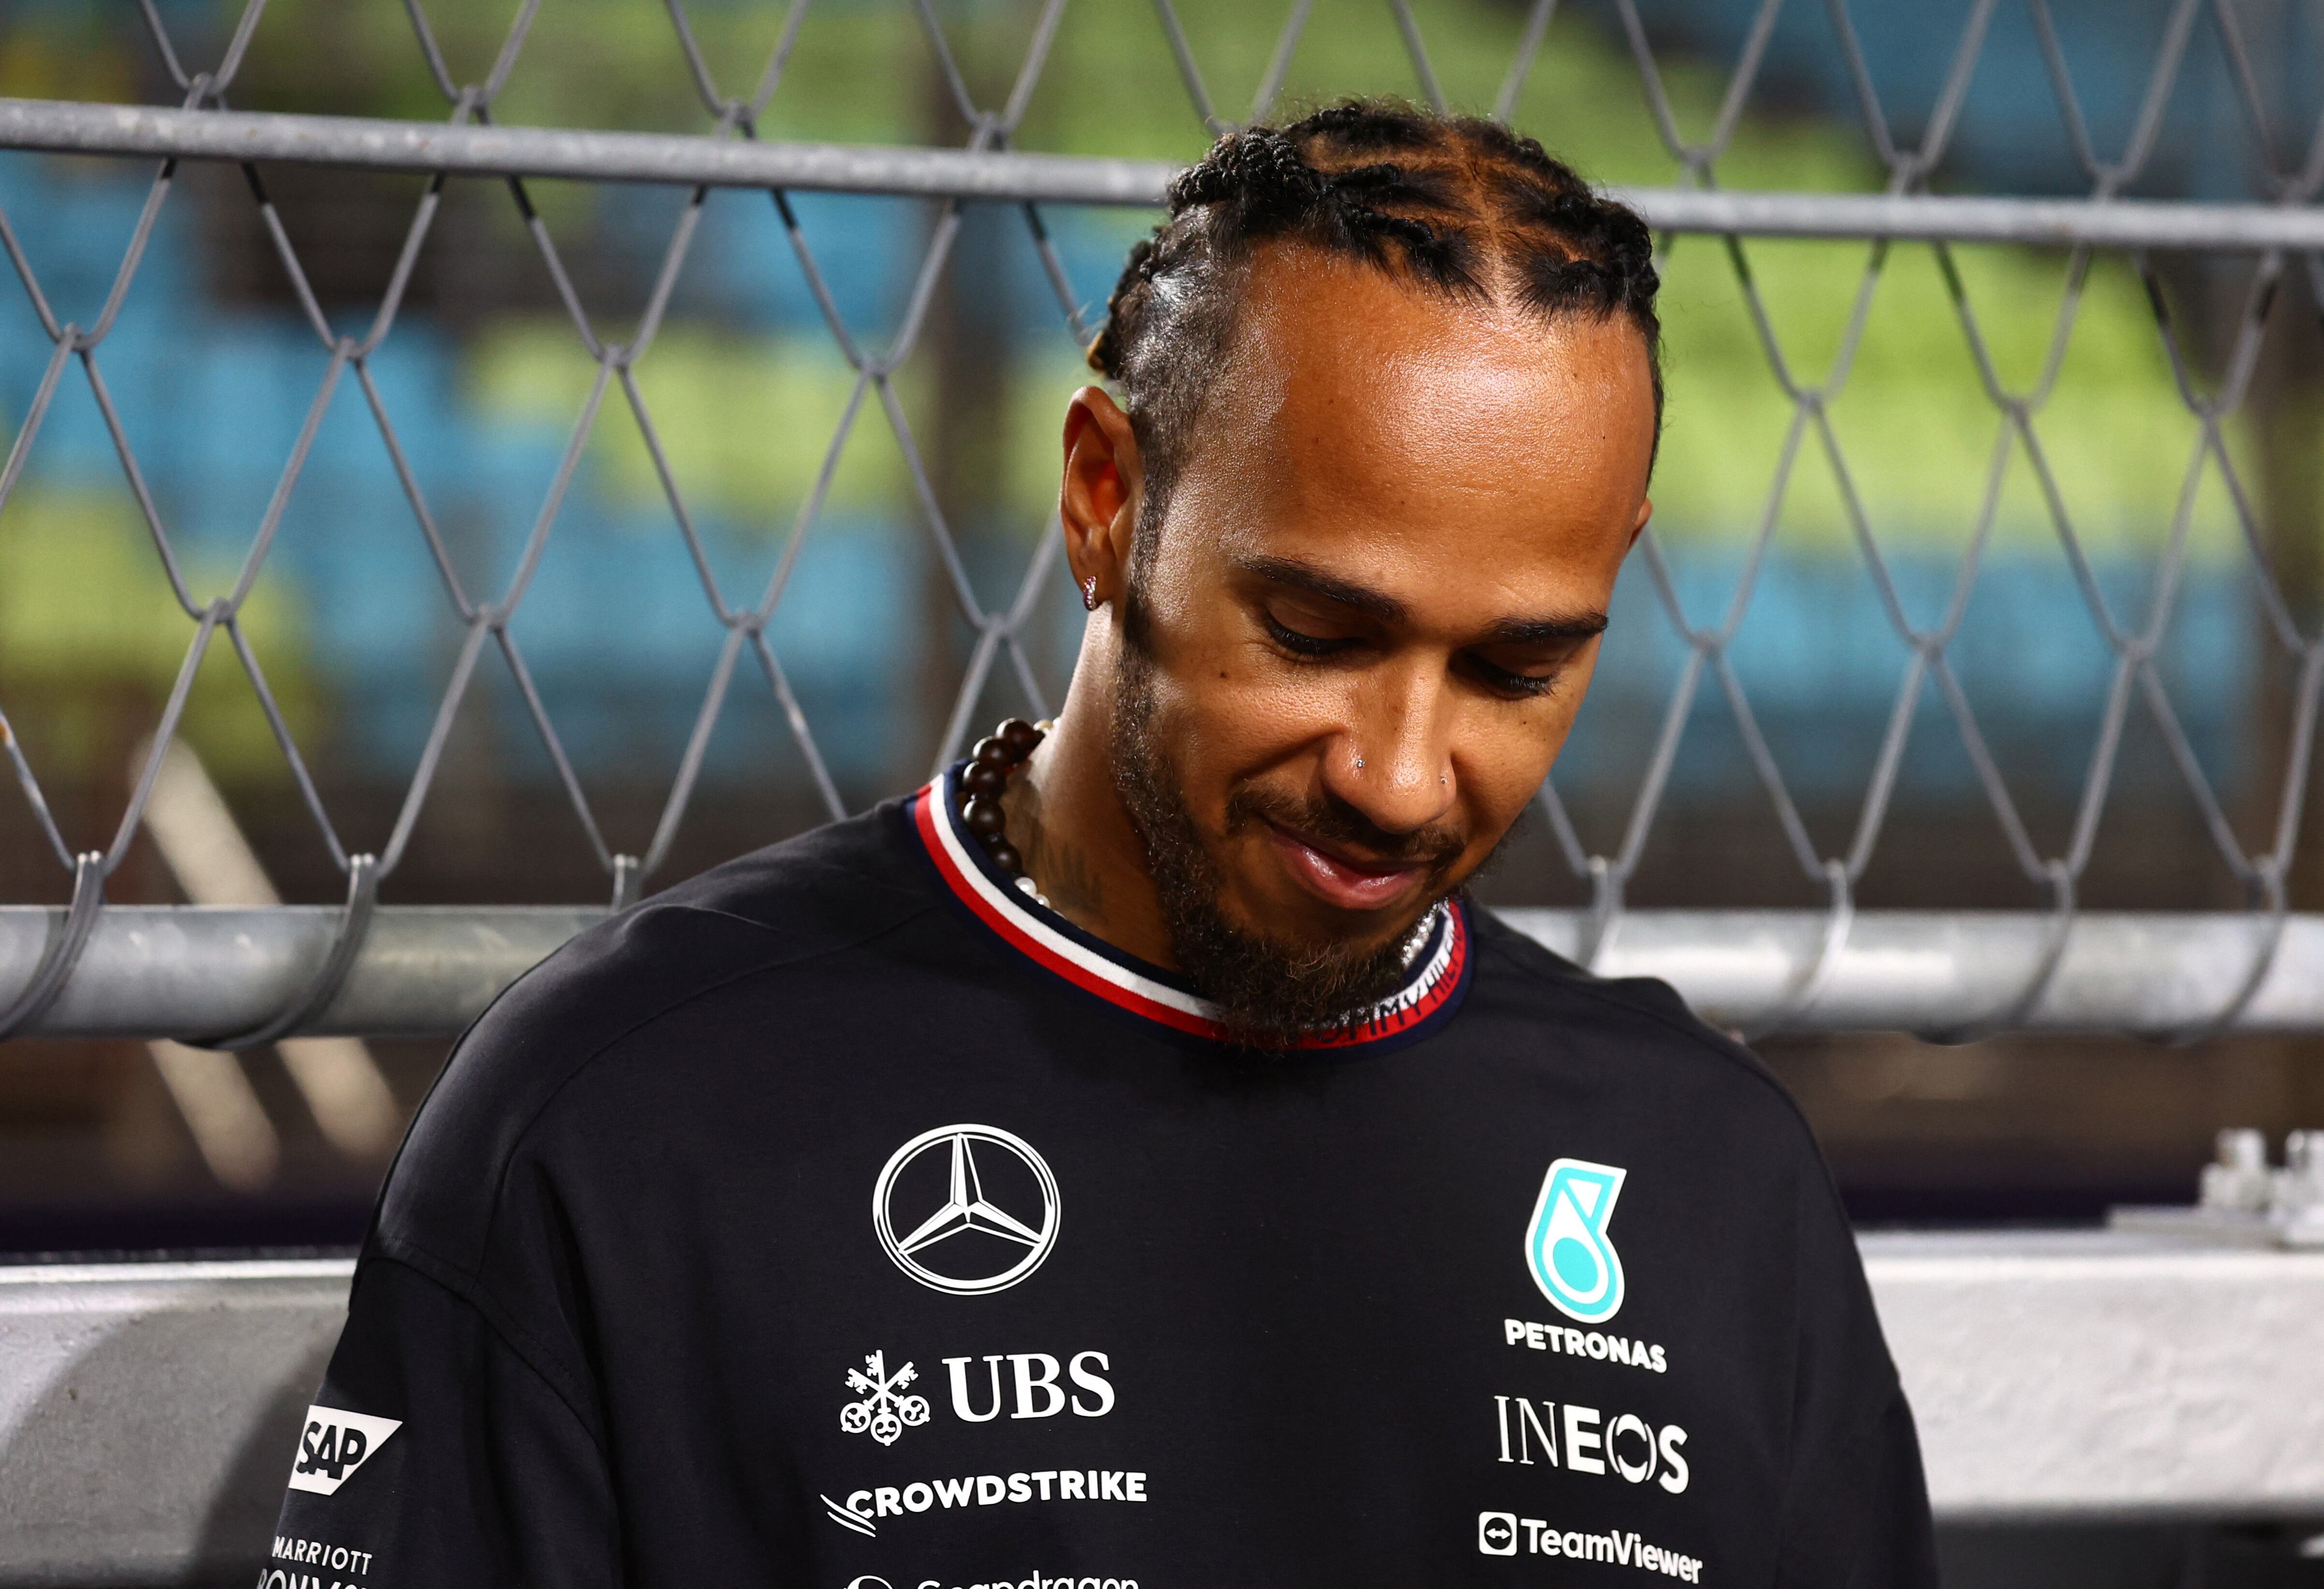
[{"xmin": 1223, "ymin": 784, "xmax": 1468, "ymax": 875}]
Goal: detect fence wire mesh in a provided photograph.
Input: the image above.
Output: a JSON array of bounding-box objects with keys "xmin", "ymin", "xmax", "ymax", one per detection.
[{"xmin": 2, "ymin": 0, "xmax": 2323, "ymax": 1044}]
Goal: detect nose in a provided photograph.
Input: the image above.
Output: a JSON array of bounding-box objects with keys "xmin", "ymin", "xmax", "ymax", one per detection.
[{"xmin": 1322, "ymin": 662, "xmax": 1456, "ymax": 838}]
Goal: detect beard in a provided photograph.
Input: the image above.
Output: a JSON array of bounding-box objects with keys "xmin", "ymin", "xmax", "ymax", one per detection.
[{"xmin": 1106, "ymin": 625, "xmax": 1468, "ymax": 1047}]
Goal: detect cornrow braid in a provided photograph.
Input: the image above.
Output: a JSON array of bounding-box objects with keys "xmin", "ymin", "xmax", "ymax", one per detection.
[{"xmin": 1090, "ymin": 98, "xmax": 1663, "ymax": 555}]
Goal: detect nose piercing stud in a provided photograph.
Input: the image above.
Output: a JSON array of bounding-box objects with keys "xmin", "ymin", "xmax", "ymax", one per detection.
[{"xmin": 1354, "ymin": 757, "xmax": 1365, "ymax": 769}]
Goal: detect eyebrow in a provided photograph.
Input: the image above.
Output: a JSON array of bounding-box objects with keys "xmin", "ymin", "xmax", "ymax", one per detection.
[
  {"xmin": 1482, "ymin": 612, "xmax": 1610, "ymax": 645},
  {"xmin": 1236, "ymin": 554, "xmax": 1609, "ymax": 646},
  {"xmin": 1238, "ymin": 554, "xmax": 1407, "ymax": 621}
]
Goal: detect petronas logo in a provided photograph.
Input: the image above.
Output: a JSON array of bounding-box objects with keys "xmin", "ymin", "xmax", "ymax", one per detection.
[{"xmin": 1525, "ymin": 1158, "xmax": 1629, "ymax": 1324}]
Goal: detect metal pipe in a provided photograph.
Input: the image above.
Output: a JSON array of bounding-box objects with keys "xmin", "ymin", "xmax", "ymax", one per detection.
[
  {"xmin": 4, "ymin": 905, "xmax": 2320, "ymax": 1040},
  {"xmin": 1499, "ymin": 909, "xmax": 2324, "ymax": 1037},
  {"xmin": 5, "ymin": 96, "xmax": 2322, "ymax": 249},
  {"xmin": 1624, "ymin": 185, "xmax": 2324, "ymax": 251},
  {"xmin": 0, "ymin": 906, "xmax": 604, "ymax": 1042},
  {"xmin": 0, "ymin": 98, "xmax": 1180, "ymax": 207}
]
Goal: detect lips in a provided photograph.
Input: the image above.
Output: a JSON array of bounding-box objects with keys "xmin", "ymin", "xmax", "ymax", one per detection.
[{"xmin": 1262, "ymin": 820, "xmax": 1429, "ymax": 912}]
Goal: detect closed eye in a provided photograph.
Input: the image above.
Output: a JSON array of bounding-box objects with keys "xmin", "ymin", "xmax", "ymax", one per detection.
[
  {"xmin": 1464, "ymin": 652, "xmax": 1563, "ymax": 699},
  {"xmin": 1263, "ymin": 612, "xmax": 1363, "ymax": 659}
]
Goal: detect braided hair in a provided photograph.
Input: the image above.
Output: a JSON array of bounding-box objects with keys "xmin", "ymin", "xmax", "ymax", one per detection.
[{"xmin": 1090, "ymin": 99, "xmax": 1663, "ymax": 542}]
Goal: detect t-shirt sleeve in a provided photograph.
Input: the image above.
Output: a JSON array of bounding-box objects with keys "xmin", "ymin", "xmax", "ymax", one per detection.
[
  {"xmin": 266, "ymin": 1255, "xmax": 620, "ymax": 1589},
  {"xmin": 1773, "ymin": 1168, "xmax": 1940, "ymax": 1589}
]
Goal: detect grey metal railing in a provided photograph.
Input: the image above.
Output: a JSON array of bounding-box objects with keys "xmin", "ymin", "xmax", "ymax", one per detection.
[
  {"xmin": 10, "ymin": 96, "xmax": 2324, "ymax": 249},
  {"xmin": 5, "ymin": 905, "xmax": 2323, "ymax": 1043}
]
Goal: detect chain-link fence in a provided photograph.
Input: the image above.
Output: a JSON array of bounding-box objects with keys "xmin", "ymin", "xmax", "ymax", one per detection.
[{"xmin": 3, "ymin": 0, "xmax": 2323, "ymax": 1046}]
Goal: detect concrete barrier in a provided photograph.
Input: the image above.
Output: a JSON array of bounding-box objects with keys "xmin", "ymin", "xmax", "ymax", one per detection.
[{"xmin": 0, "ymin": 1261, "xmax": 346, "ymax": 1588}]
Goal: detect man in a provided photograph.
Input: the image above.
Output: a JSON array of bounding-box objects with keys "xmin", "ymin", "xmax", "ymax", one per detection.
[{"xmin": 270, "ymin": 103, "xmax": 1934, "ymax": 1587}]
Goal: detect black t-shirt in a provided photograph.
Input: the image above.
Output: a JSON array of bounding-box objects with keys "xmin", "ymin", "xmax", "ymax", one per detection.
[{"xmin": 267, "ymin": 772, "xmax": 1935, "ymax": 1589}]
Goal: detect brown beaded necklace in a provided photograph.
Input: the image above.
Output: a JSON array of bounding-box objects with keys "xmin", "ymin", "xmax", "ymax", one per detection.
[{"xmin": 957, "ymin": 716, "xmax": 1052, "ymax": 896}]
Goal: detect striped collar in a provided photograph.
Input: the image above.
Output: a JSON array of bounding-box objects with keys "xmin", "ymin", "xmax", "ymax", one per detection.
[{"xmin": 911, "ymin": 767, "xmax": 1471, "ymax": 1050}]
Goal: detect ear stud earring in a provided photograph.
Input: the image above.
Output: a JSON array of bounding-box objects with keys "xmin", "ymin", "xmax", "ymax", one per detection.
[{"xmin": 1081, "ymin": 576, "xmax": 1100, "ymax": 611}]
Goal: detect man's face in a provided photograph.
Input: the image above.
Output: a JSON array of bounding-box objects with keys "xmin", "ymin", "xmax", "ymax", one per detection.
[{"xmin": 1111, "ymin": 244, "xmax": 1656, "ymax": 1012}]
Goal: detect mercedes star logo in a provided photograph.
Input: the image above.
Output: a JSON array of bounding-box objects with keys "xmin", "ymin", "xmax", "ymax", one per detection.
[{"xmin": 872, "ymin": 1123, "xmax": 1060, "ymax": 1295}]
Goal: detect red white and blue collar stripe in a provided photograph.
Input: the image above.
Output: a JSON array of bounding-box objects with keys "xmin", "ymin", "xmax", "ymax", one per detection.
[{"xmin": 912, "ymin": 767, "xmax": 1471, "ymax": 1049}]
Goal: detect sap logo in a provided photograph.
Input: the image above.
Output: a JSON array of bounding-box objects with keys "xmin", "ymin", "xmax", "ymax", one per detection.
[
  {"xmin": 943, "ymin": 1352, "xmax": 1115, "ymax": 1422},
  {"xmin": 285, "ymin": 1405, "xmax": 402, "ymax": 1496}
]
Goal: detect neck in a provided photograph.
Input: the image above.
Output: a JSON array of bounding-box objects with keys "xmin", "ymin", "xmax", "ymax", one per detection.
[{"xmin": 998, "ymin": 678, "xmax": 1179, "ymax": 970}]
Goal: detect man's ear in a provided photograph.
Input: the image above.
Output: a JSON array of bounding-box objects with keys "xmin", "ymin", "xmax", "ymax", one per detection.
[
  {"xmin": 1061, "ymin": 386, "xmax": 1141, "ymax": 608},
  {"xmin": 1628, "ymin": 496, "xmax": 1652, "ymax": 552}
]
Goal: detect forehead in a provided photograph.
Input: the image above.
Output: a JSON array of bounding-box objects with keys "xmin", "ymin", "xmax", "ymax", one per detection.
[{"xmin": 1166, "ymin": 243, "xmax": 1656, "ymax": 590}]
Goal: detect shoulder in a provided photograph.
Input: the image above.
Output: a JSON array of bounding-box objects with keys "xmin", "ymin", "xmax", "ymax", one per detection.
[
  {"xmin": 1465, "ymin": 903, "xmax": 1818, "ymax": 1143},
  {"xmin": 466, "ymin": 796, "xmax": 938, "ymax": 1071},
  {"xmin": 372, "ymin": 798, "xmax": 940, "ymax": 1272},
  {"xmin": 1464, "ymin": 907, "xmax": 1869, "ymax": 1298}
]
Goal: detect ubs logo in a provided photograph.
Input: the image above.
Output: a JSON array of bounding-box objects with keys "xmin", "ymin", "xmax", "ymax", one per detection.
[{"xmin": 874, "ymin": 1124, "xmax": 1060, "ymax": 1295}]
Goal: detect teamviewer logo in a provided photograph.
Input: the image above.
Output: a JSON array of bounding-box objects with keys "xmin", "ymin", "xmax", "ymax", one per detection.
[{"xmin": 1478, "ymin": 1511, "xmax": 1518, "ymax": 1556}]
